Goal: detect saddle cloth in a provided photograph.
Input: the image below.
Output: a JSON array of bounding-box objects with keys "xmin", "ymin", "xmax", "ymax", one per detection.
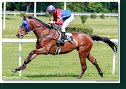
[{"xmin": 64, "ymin": 33, "xmax": 73, "ymax": 43}]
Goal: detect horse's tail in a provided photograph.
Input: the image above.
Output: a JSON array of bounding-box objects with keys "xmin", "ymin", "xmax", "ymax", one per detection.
[{"xmin": 90, "ymin": 35, "xmax": 117, "ymax": 52}]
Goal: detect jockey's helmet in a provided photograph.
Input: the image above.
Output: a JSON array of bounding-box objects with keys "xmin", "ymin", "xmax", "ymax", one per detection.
[{"xmin": 46, "ymin": 5, "xmax": 55, "ymax": 13}]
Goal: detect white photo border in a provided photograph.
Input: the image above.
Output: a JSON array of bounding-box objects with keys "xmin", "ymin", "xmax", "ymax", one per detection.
[{"xmin": 0, "ymin": 0, "xmax": 120, "ymax": 83}]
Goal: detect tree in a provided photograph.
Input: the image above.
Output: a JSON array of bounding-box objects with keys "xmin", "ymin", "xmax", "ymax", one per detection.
[
  {"xmin": 6, "ymin": 2, "xmax": 16, "ymax": 11},
  {"xmin": 26, "ymin": 2, "xmax": 32, "ymax": 12},
  {"xmin": 3, "ymin": 2, "xmax": 118, "ymax": 13},
  {"xmin": 109, "ymin": 2, "xmax": 118, "ymax": 13}
]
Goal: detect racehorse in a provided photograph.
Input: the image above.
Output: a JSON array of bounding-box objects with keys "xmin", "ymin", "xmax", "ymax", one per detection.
[{"xmin": 12, "ymin": 15, "xmax": 117, "ymax": 78}]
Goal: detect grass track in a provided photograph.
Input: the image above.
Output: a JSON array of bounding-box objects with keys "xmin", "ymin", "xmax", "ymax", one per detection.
[{"xmin": 2, "ymin": 43, "xmax": 118, "ymax": 81}]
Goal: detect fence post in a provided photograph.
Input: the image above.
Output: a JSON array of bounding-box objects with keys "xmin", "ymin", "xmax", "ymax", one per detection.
[
  {"xmin": 3, "ymin": 1, "xmax": 6, "ymax": 30},
  {"xmin": 34, "ymin": 1, "xmax": 36, "ymax": 17},
  {"xmin": 19, "ymin": 42, "xmax": 22, "ymax": 76},
  {"xmin": 112, "ymin": 51, "xmax": 116, "ymax": 75},
  {"xmin": 64, "ymin": 2, "xmax": 66, "ymax": 10}
]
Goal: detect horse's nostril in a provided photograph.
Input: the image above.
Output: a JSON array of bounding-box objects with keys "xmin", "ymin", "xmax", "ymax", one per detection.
[{"xmin": 16, "ymin": 34, "xmax": 21, "ymax": 38}]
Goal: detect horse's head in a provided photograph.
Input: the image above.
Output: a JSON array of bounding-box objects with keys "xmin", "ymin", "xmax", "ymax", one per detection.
[
  {"xmin": 16, "ymin": 15, "xmax": 31, "ymax": 39},
  {"xmin": 16, "ymin": 15, "xmax": 51, "ymax": 39}
]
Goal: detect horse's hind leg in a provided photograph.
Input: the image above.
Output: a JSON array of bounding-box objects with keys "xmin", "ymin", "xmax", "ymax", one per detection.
[
  {"xmin": 12, "ymin": 50, "xmax": 38, "ymax": 73},
  {"xmin": 87, "ymin": 53, "xmax": 103, "ymax": 77},
  {"xmin": 78, "ymin": 46, "xmax": 90, "ymax": 79},
  {"xmin": 78, "ymin": 54, "xmax": 87, "ymax": 79}
]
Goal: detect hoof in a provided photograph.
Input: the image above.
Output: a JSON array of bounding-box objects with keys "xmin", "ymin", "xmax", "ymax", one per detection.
[
  {"xmin": 77, "ymin": 75, "xmax": 82, "ymax": 79},
  {"xmin": 100, "ymin": 72, "xmax": 103, "ymax": 77},
  {"xmin": 11, "ymin": 69, "xmax": 17, "ymax": 73},
  {"xmin": 77, "ymin": 77, "xmax": 81, "ymax": 79},
  {"xmin": 21, "ymin": 64, "xmax": 26, "ymax": 70}
]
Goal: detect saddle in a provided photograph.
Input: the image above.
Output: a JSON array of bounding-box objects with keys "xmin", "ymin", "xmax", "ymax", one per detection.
[
  {"xmin": 47, "ymin": 23, "xmax": 74, "ymax": 55},
  {"xmin": 48, "ymin": 23, "xmax": 73, "ymax": 44}
]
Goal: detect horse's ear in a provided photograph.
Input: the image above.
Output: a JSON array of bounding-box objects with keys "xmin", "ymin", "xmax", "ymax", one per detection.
[
  {"xmin": 22, "ymin": 15, "xmax": 26, "ymax": 20},
  {"xmin": 20, "ymin": 13, "xmax": 26, "ymax": 20}
]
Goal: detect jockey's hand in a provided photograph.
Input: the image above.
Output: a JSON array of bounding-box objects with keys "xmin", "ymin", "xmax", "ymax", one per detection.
[{"xmin": 50, "ymin": 20, "xmax": 55, "ymax": 24}]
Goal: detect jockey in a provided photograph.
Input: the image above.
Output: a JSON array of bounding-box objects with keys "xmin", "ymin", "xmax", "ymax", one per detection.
[{"xmin": 46, "ymin": 5, "xmax": 74, "ymax": 44}]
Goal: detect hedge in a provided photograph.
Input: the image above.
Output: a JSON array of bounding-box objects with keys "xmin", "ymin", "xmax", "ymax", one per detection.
[
  {"xmin": 100, "ymin": 14, "xmax": 105, "ymax": 19},
  {"xmin": 66, "ymin": 24, "xmax": 93, "ymax": 35},
  {"xmin": 90, "ymin": 14, "xmax": 97, "ymax": 19},
  {"xmin": 80, "ymin": 15, "xmax": 88, "ymax": 24}
]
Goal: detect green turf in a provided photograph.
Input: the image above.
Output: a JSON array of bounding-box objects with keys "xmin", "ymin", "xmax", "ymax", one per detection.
[
  {"xmin": 85, "ymin": 17, "xmax": 118, "ymax": 38},
  {"xmin": 2, "ymin": 15, "xmax": 118, "ymax": 39},
  {"xmin": 70, "ymin": 16, "xmax": 118, "ymax": 38},
  {"xmin": 2, "ymin": 43, "xmax": 119, "ymax": 81}
]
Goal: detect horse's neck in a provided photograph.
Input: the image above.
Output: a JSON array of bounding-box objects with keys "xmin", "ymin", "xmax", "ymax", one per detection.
[
  {"xmin": 33, "ymin": 25, "xmax": 50, "ymax": 38},
  {"xmin": 28, "ymin": 19, "xmax": 50, "ymax": 38},
  {"xmin": 33, "ymin": 26, "xmax": 58, "ymax": 39}
]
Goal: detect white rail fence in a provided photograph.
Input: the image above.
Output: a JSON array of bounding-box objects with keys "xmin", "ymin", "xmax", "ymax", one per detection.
[
  {"xmin": 2, "ymin": 11, "xmax": 46, "ymax": 16},
  {"xmin": 3, "ymin": 11, "xmax": 118, "ymax": 17},
  {"xmin": 2, "ymin": 39, "xmax": 118, "ymax": 76},
  {"xmin": 2, "ymin": 11, "xmax": 118, "ymax": 30}
]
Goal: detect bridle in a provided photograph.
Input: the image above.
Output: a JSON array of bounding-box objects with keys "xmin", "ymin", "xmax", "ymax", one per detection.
[{"xmin": 20, "ymin": 18, "xmax": 44, "ymax": 34}]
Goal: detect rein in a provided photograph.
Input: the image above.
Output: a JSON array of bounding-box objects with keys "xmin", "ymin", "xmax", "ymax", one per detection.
[
  {"xmin": 20, "ymin": 17, "xmax": 44, "ymax": 33},
  {"xmin": 20, "ymin": 17, "xmax": 60, "ymax": 40}
]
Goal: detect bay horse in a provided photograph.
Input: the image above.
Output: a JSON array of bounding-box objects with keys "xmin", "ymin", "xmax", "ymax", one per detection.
[{"xmin": 12, "ymin": 16, "xmax": 117, "ymax": 78}]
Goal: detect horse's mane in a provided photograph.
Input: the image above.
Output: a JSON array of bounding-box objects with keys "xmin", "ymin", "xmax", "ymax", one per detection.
[{"xmin": 27, "ymin": 16, "xmax": 52, "ymax": 29}]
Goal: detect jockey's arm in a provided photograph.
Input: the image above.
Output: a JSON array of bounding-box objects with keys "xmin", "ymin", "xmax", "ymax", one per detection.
[{"xmin": 53, "ymin": 9, "xmax": 63, "ymax": 25}]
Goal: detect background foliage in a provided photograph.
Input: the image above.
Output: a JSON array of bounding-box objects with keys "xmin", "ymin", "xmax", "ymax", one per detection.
[{"xmin": 3, "ymin": 2, "xmax": 118, "ymax": 13}]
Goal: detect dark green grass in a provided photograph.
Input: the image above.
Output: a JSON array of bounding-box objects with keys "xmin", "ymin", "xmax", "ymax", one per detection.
[{"xmin": 2, "ymin": 43, "xmax": 118, "ymax": 81}]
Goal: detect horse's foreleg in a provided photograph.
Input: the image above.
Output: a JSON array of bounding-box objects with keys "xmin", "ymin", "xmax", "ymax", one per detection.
[
  {"xmin": 87, "ymin": 54, "xmax": 103, "ymax": 77},
  {"xmin": 12, "ymin": 46, "xmax": 50, "ymax": 73},
  {"xmin": 12, "ymin": 50, "xmax": 38, "ymax": 73},
  {"xmin": 33, "ymin": 47, "xmax": 49, "ymax": 55}
]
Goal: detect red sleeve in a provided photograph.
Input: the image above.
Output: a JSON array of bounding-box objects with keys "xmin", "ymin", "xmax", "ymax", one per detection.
[{"xmin": 53, "ymin": 9, "xmax": 63, "ymax": 25}]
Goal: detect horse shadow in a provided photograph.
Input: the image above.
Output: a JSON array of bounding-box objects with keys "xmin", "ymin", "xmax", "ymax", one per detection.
[{"xmin": 26, "ymin": 73, "xmax": 79, "ymax": 78}]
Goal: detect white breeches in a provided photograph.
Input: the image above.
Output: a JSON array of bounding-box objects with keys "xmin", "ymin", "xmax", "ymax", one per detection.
[{"xmin": 61, "ymin": 13, "xmax": 74, "ymax": 32}]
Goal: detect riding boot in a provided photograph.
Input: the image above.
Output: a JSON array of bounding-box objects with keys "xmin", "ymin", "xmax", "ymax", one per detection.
[{"xmin": 60, "ymin": 32, "xmax": 65, "ymax": 44}]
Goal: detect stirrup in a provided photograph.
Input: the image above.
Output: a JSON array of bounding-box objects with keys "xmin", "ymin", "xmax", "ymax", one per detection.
[
  {"xmin": 60, "ymin": 39, "xmax": 65, "ymax": 44},
  {"xmin": 57, "ymin": 39, "xmax": 65, "ymax": 44}
]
